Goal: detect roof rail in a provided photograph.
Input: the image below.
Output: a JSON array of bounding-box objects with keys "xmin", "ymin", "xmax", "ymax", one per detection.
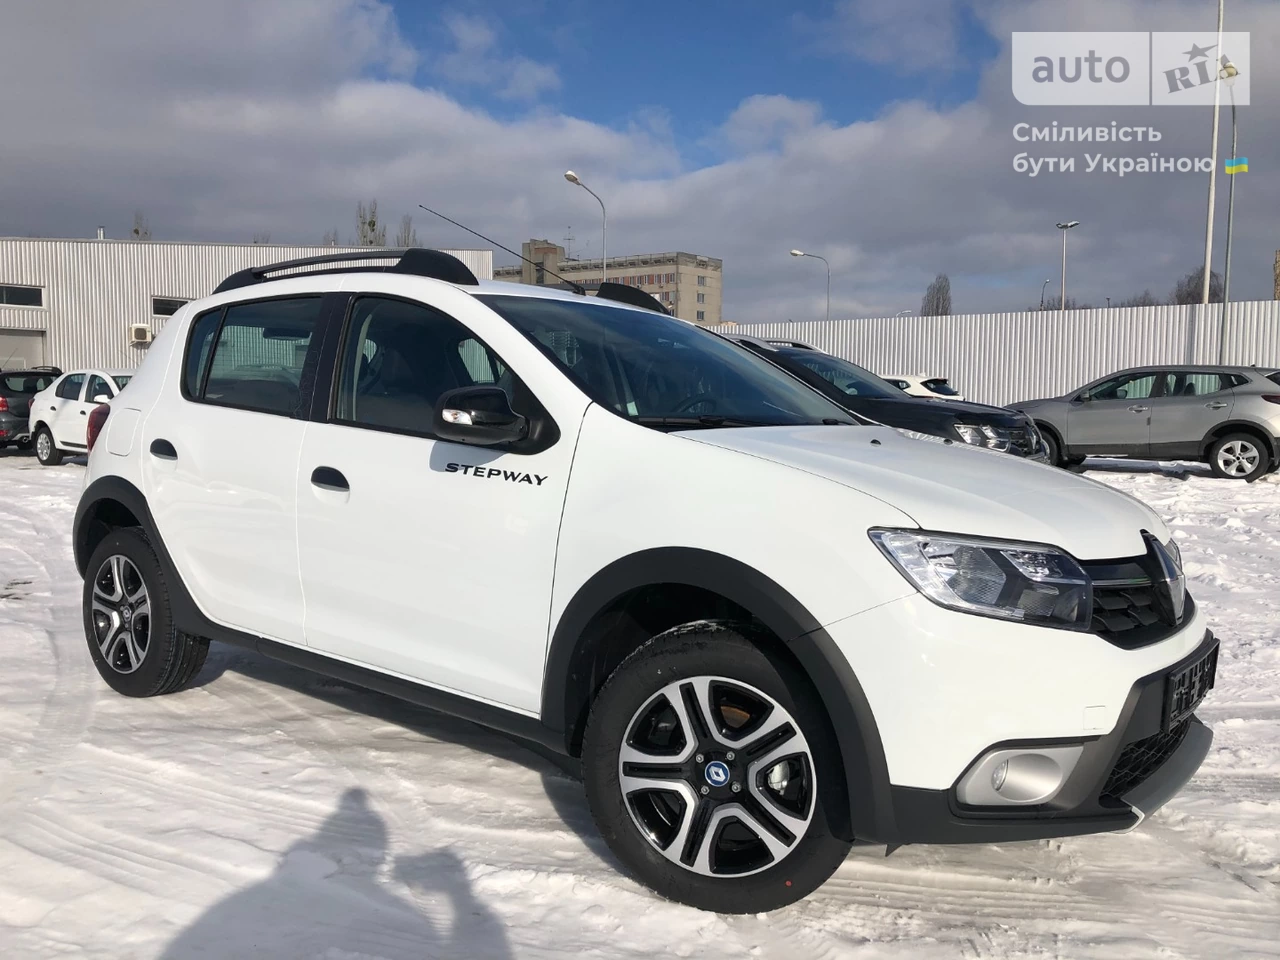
[
  {"xmin": 594, "ymin": 281, "xmax": 669, "ymax": 314},
  {"xmin": 212, "ymin": 247, "xmax": 480, "ymax": 294}
]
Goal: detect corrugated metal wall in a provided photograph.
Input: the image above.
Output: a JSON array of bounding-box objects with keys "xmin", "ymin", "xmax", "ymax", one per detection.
[
  {"xmin": 0, "ymin": 239, "xmax": 493, "ymax": 370},
  {"xmin": 719, "ymin": 301, "xmax": 1280, "ymax": 405}
]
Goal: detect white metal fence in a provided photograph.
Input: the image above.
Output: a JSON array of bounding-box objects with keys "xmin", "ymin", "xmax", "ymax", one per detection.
[{"xmin": 716, "ymin": 300, "xmax": 1280, "ymax": 406}]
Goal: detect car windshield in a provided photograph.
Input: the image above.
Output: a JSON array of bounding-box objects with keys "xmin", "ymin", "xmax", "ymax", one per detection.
[
  {"xmin": 922, "ymin": 378, "xmax": 959, "ymax": 396},
  {"xmin": 478, "ymin": 295, "xmax": 855, "ymax": 428},
  {"xmin": 775, "ymin": 349, "xmax": 902, "ymax": 399},
  {"xmin": 0, "ymin": 373, "xmax": 55, "ymax": 394}
]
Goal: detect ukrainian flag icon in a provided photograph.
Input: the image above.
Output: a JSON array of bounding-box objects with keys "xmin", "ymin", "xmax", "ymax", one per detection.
[{"xmin": 1225, "ymin": 157, "xmax": 1249, "ymax": 174}]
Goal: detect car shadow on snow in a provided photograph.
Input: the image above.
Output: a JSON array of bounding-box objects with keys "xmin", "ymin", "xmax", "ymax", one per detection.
[
  {"xmin": 159, "ymin": 786, "xmax": 514, "ymax": 960},
  {"xmin": 204, "ymin": 643, "xmax": 615, "ymax": 865},
  {"xmin": 1073, "ymin": 457, "xmax": 1213, "ymax": 480}
]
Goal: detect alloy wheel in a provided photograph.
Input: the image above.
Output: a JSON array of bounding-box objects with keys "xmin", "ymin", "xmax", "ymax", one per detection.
[
  {"xmin": 1217, "ymin": 439, "xmax": 1260, "ymax": 478},
  {"xmin": 618, "ymin": 676, "xmax": 815, "ymax": 877},
  {"xmin": 90, "ymin": 555, "xmax": 152, "ymax": 674},
  {"xmin": 36, "ymin": 431, "xmax": 51, "ymax": 460}
]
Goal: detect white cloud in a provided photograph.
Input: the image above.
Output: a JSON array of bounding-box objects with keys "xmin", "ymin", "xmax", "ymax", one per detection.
[
  {"xmin": 434, "ymin": 13, "xmax": 561, "ymax": 102},
  {"xmin": 812, "ymin": 0, "xmax": 967, "ymax": 72},
  {"xmin": 0, "ymin": 0, "xmax": 1277, "ymax": 324}
]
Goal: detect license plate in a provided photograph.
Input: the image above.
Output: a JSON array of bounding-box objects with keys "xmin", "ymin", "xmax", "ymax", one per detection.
[{"xmin": 1163, "ymin": 644, "xmax": 1218, "ymax": 729}]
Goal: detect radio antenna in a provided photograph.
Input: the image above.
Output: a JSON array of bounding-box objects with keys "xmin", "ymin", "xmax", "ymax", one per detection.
[{"xmin": 418, "ymin": 204, "xmax": 585, "ymax": 295}]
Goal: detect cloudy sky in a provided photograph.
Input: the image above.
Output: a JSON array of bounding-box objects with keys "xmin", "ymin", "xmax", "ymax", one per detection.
[{"xmin": 1, "ymin": 0, "xmax": 1276, "ymax": 321}]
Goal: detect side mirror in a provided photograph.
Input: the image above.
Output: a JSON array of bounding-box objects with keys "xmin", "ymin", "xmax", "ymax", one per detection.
[
  {"xmin": 433, "ymin": 386, "xmax": 528, "ymax": 446},
  {"xmin": 92, "ymin": 394, "xmax": 111, "ymax": 404}
]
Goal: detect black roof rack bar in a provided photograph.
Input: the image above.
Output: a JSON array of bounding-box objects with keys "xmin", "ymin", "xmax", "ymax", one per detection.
[
  {"xmin": 594, "ymin": 281, "xmax": 670, "ymax": 315},
  {"xmin": 213, "ymin": 247, "xmax": 480, "ymax": 294}
]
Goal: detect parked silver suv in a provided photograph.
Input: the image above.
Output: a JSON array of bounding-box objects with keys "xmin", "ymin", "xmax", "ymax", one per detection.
[{"xmin": 1012, "ymin": 365, "xmax": 1280, "ymax": 480}]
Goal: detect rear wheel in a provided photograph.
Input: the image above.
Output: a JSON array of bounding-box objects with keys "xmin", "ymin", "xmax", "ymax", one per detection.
[
  {"xmin": 35, "ymin": 426, "xmax": 61, "ymax": 466},
  {"xmin": 1208, "ymin": 433, "xmax": 1268, "ymax": 481},
  {"xmin": 582, "ymin": 625, "xmax": 851, "ymax": 913},
  {"xmin": 83, "ymin": 528, "xmax": 209, "ymax": 697}
]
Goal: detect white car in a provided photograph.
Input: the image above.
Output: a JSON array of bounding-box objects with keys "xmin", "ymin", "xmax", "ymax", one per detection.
[
  {"xmin": 29, "ymin": 368, "xmax": 133, "ymax": 465},
  {"xmin": 73, "ymin": 249, "xmax": 1216, "ymax": 913},
  {"xmin": 884, "ymin": 373, "xmax": 966, "ymax": 401}
]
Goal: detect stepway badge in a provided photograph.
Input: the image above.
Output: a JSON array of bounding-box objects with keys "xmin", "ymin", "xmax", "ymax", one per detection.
[{"xmin": 1013, "ymin": 32, "xmax": 1250, "ymax": 106}]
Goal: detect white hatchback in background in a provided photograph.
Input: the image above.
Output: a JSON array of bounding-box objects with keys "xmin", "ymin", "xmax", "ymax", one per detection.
[
  {"xmin": 29, "ymin": 368, "xmax": 133, "ymax": 465},
  {"xmin": 884, "ymin": 374, "xmax": 966, "ymax": 401}
]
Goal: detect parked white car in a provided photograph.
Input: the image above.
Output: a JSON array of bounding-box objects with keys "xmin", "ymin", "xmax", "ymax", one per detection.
[
  {"xmin": 73, "ymin": 249, "xmax": 1216, "ymax": 913},
  {"xmin": 884, "ymin": 374, "xmax": 965, "ymax": 401},
  {"xmin": 29, "ymin": 368, "xmax": 133, "ymax": 465}
]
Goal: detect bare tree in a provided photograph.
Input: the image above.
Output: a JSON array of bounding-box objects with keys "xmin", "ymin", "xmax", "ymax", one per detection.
[
  {"xmin": 1113, "ymin": 290, "xmax": 1160, "ymax": 308},
  {"xmin": 251, "ymin": 231, "xmax": 271, "ymax": 244},
  {"xmin": 1041, "ymin": 294, "xmax": 1092, "ymax": 310},
  {"xmin": 1170, "ymin": 267, "xmax": 1223, "ymax": 304},
  {"xmin": 395, "ymin": 214, "xmax": 419, "ymax": 248},
  {"xmin": 355, "ymin": 200, "xmax": 387, "ymax": 246},
  {"xmin": 322, "ymin": 228, "xmax": 339, "ymax": 246},
  {"xmin": 131, "ymin": 210, "xmax": 151, "ymax": 241},
  {"xmin": 920, "ymin": 274, "xmax": 952, "ymax": 316}
]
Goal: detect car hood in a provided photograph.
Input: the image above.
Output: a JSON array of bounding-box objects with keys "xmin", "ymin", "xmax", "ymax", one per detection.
[
  {"xmin": 685, "ymin": 425, "xmax": 1165, "ymax": 560},
  {"xmin": 854, "ymin": 396, "xmax": 1027, "ymax": 426}
]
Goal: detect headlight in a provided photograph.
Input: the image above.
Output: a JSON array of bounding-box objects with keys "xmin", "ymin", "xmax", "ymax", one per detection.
[
  {"xmin": 953, "ymin": 423, "xmax": 1012, "ymax": 452},
  {"xmin": 870, "ymin": 529, "xmax": 1092, "ymax": 629},
  {"xmin": 894, "ymin": 427, "xmax": 950, "ymax": 444}
]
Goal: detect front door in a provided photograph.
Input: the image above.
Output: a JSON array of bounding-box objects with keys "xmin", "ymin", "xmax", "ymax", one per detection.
[
  {"xmin": 295, "ymin": 295, "xmax": 578, "ymax": 712},
  {"xmin": 1148, "ymin": 371, "xmax": 1237, "ymax": 458},
  {"xmin": 143, "ymin": 296, "xmax": 328, "ymax": 645},
  {"xmin": 1066, "ymin": 371, "xmax": 1159, "ymax": 456}
]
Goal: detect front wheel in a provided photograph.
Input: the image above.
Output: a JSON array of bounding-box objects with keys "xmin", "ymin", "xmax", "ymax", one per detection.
[
  {"xmin": 1208, "ymin": 433, "xmax": 1268, "ymax": 481},
  {"xmin": 582, "ymin": 625, "xmax": 852, "ymax": 913},
  {"xmin": 34, "ymin": 426, "xmax": 62, "ymax": 466},
  {"xmin": 1040, "ymin": 429, "xmax": 1063, "ymax": 467}
]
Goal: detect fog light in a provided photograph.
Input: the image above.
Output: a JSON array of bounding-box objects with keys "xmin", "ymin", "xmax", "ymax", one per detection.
[
  {"xmin": 956, "ymin": 744, "xmax": 1084, "ymax": 807},
  {"xmin": 991, "ymin": 759, "xmax": 1009, "ymax": 793}
]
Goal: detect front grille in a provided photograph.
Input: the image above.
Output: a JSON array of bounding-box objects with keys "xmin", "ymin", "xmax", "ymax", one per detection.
[
  {"xmin": 1080, "ymin": 546, "xmax": 1188, "ymax": 649},
  {"xmin": 1101, "ymin": 720, "xmax": 1190, "ymax": 801},
  {"xmin": 1092, "ymin": 582, "xmax": 1162, "ymax": 634}
]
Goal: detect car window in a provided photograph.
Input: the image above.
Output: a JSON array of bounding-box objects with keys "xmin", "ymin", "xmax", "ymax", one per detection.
[
  {"xmin": 779, "ymin": 350, "xmax": 901, "ymax": 399},
  {"xmin": 86, "ymin": 375, "xmax": 113, "ymax": 401},
  {"xmin": 1082, "ymin": 373, "xmax": 1157, "ymax": 402},
  {"xmin": 113, "ymin": 375, "xmax": 132, "ymax": 390},
  {"xmin": 192, "ymin": 297, "xmax": 323, "ymax": 416},
  {"xmin": 335, "ymin": 296, "xmax": 515, "ymax": 436},
  {"xmin": 1, "ymin": 373, "xmax": 55, "ymax": 393},
  {"xmin": 56, "ymin": 373, "xmax": 86, "ymax": 400},
  {"xmin": 479, "ymin": 295, "xmax": 853, "ymax": 427},
  {"xmin": 922, "ymin": 378, "xmax": 960, "ymax": 396},
  {"xmin": 1165, "ymin": 372, "xmax": 1232, "ymax": 397},
  {"xmin": 886, "ymin": 379, "xmax": 909, "ymax": 391}
]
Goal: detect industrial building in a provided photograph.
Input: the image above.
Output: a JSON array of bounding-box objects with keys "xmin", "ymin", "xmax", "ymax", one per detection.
[
  {"xmin": 0, "ymin": 238, "xmax": 492, "ymax": 371},
  {"xmin": 493, "ymin": 239, "xmax": 723, "ymax": 325}
]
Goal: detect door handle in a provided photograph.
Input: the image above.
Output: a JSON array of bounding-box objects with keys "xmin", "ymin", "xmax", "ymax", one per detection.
[
  {"xmin": 79, "ymin": 410, "xmax": 87, "ymax": 416},
  {"xmin": 1128, "ymin": 404, "xmax": 1148, "ymax": 413},
  {"xmin": 310, "ymin": 466, "xmax": 349, "ymax": 492},
  {"xmin": 1205, "ymin": 401, "xmax": 1228, "ymax": 410},
  {"xmin": 149, "ymin": 439, "xmax": 178, "ymax": 460}
]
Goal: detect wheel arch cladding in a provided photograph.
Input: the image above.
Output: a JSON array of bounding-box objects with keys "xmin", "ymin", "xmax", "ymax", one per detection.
[
  {"xmin": 1203, "ymin": 421, "xmax": 1275, "ymax": 459},
  {"xmin": 74, "ymin": 478, "xmax": 151, "ymax": 577},
  {"xmin": 541, "ymin": 546, "xmax": 897, "ymax": 842}
]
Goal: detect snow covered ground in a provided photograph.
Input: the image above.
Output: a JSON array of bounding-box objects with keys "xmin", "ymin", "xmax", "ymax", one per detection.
[{"xmin": 0, "ymin": 450, "xmax": 1277, "ymax": 960}]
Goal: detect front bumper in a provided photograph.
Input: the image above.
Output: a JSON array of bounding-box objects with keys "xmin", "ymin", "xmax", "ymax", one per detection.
[{"xmin": 888, "ymin": 630, "xmax": 1217, "ymax": 844}]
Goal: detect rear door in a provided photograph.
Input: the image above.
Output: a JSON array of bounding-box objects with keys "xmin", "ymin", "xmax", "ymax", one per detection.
[
  {"xmin": 46, "ymin": 372, "xmax": 87, "ymax": 447},
  {"xmin": 1065, "ymin": 371, "xmax": 1159, "ymax": 456},
  {"xmin": 1149, "ymin": 370, "xmax": 1237, "ymax": 458},
  {"xmin": 142, "ymin": 295, "xmax": 332, "ymax": 645}
]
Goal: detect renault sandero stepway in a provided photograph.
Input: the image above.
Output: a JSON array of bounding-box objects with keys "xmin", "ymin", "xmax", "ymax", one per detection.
[{"xmin": 73, "ymin": 249, "xmax": 1217, "ymax": 912}]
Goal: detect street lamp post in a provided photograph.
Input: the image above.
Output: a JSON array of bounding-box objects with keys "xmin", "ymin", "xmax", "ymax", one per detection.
[
  {"xmin": 896, "ymin": 310, "xmax": 913, "ymax": 317},
  {"xmin": 789, "ymin": 249, "xmax": 830, "ymax": 322},
  {"xmin": 564, "ymin": 170, "xmax": 607, "ymax": 282},
  {"xmin": 1222, "ymin": 64, "xmax": 1240, "ymax": 308},
  {"xmin": 1040, "ymin": 278, "xmax": 1051, "ymax": 310},
  {"xmin": 1056, "ymin": 221, "xmax": 1080, "ymax": 314},
  {"xmin": 1201, "ymin": 0, "xmax": 1226, "ymax": 304}
]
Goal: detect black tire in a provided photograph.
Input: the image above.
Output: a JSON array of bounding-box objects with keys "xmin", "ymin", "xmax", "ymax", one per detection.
[
  {"xmin": 34, "ymin": 426, "xmax": 62, "ymax": 466},
  {"xmin": 1208, "ymin": 433, "xmax": 1269, "ymax": 481},
  {"xmin": 1040, "ymin": 429, "xmax": 1063, "ymax": 467},
  {"xmin": 582, "ymin": 623, "xmax": 852, "ymax": 913},
  {"xmin": 82, "ymin": 527, "xmax": 209, "ymax": 697}
]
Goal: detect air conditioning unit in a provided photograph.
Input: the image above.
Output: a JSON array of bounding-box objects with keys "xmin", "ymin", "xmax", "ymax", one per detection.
[{"xmin": 129, "ymin": 323, "xmax": 153, "ymax": 345}]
